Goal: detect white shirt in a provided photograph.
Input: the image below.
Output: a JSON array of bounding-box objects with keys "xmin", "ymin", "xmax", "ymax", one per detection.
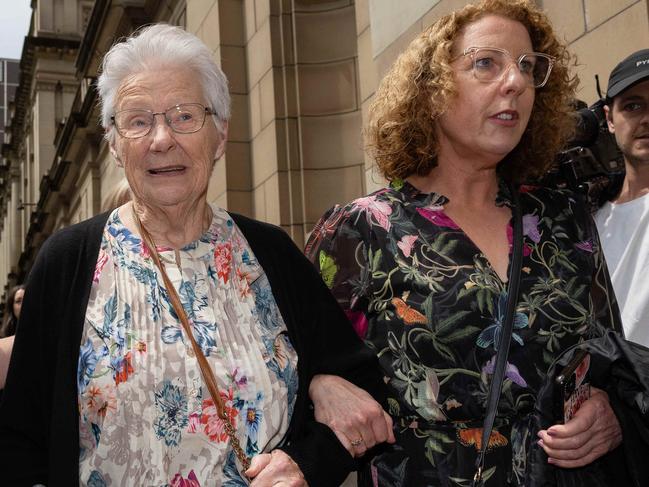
[{"xmin": 595, "ymin": 192, "xmax": 649, "ymax": 347}]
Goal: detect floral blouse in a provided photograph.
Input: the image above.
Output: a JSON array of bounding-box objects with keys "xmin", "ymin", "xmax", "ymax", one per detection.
[
  {"xmin": 305, "ymin": 181, "xmax": 622, "ymax": 486},
  {"xmin": 78, "ymin": 205, "xmax": 298, "ymax": 487}
]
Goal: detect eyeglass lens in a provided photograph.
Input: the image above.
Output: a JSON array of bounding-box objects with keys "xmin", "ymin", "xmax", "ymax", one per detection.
[
  {"xmin": 472, "ymin": 48, "xmax": 550, "ymax": 87},
  {"xmin": 114, "ymin": 104, "xmax": 207, "ymax": 138}
]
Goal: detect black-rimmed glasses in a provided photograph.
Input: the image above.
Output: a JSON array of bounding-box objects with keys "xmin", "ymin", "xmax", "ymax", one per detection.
[
  {"xmin": 111, "ymin": 103, "xmax": 215, "ymax": 139},
  {"xmin": 457, "ymin": 46, "xmax": 555, "ymax": 88}
]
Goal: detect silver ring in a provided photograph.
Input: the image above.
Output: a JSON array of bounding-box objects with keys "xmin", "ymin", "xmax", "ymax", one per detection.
[{"xmin": 351, "ymin": 438, "xmax": 364, "ymax": 447}]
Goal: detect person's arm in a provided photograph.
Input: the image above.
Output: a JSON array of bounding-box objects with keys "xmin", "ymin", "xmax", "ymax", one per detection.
[
  {"xmin": 282, "ymin": 227, "xmax": 387, "ymax": 484},
  {"xmin": 0, "ymin": 336, "xmax": 15, "ymax": 389},
  {"xmin": 0, "ymin": 243, "xmax": 52, "ymax": 484},
  {"xmin": 232, "ymin": 213, "xmax": 383, "ymax": 486},
  {"xmin": 537, "ymin": 201, "xmax": 623, "ymax": 467},
  {"xmin": 304, "ymin": 205, "xmax": 394, "ymax": 456}
]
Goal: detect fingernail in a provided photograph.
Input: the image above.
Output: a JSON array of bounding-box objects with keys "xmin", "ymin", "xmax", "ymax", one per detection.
[
  {"xmin": 537, "ymin": 439, "xmax": 544, "ymax": 447},
  {"xmin": 537, "ymin": 431, "xmax": 543, "ymax": 438},
  {"xmin": 548, "ymin": 458, "xmax": 555, "ymax": 464}
]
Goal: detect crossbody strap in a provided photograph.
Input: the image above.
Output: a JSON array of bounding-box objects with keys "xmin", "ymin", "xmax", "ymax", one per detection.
[
  {"xmin": 132, "ymin": 209, "xmax": 252, "ymax": 471},
  {"xmin": 473, "ymin": 186, "xmax": 524, "ymax": 486}
]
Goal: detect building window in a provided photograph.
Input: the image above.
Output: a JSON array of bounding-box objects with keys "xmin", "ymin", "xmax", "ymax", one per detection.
[
  {"xmin": 54, "ymin": 82, "xmax": 63, "ymax": 125},
  {"xmin": 80, "ymin": 1, "xmax": 94, "ymax": 34}
]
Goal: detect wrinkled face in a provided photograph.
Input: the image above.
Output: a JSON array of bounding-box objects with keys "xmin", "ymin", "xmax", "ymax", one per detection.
[
  {"xmin": 436, "ymin": 15, "xmax": 536, "ymax": 166},
  {"xmin": 13, "ymin": 288, "xmax": 24, "ymax": 320},
  {"xmin": 606, "ymin": 79, "xmax": 649, "ymax": 167},
  {"xmin": 109, "ymin": 68, "xmax": 227, "ymax": 209}
]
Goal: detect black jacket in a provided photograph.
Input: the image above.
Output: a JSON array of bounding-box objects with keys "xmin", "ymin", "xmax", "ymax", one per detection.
[
  {"xmin": 0, "ymin": 211, "xmax": 385, "ymax": 486},
  {"xmin": 526, "ymin": 331, "xmax": 649, "ymax": 486}
]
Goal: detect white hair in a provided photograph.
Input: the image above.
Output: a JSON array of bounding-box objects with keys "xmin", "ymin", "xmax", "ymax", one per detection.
[{"xmin": 97, "ymin": 23, "xmax": 230, "ymax": 142}]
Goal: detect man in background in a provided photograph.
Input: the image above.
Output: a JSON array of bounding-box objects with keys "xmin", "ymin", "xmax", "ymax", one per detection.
[{"xmin": 595, "ymin": 48, "xmax": 649, "ymax": 347}]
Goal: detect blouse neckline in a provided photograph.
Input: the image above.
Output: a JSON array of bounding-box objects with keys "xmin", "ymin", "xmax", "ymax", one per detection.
[
  {"xmin": 389, "ymin": 177, "xmax": 514, "ymax": 208},
  {"xmin": 107, "ymin": 204, "xmax": 224, "ymax": 260}
]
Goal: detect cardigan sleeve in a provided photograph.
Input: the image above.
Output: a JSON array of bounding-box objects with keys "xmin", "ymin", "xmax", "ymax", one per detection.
[
  {"xmin": 0, "ymin": 213, "xmax": 107, "ymax": 486},
  {"xmin": 231, "ymin": 213, "xmax": 385, "ymax": 487},
  {"xmin": 277, "ymin": 233, "xmax": 384, "ymax": 486},
  {"xmin": 0, "ymin": 241, "xmax": 50, "ymax": 484},
  {"xmin": 305, "ymin": 204, "xmax": 372, "ymax": 341}
]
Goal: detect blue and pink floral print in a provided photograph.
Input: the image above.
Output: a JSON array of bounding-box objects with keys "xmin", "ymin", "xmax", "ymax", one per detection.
[{"xmin": 78, "ymin": 206, "xmax": 298, "ymax": 486}]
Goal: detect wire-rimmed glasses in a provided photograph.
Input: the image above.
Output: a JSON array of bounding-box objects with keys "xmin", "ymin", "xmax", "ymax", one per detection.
[
  {"xmin": 111, "ymin": 103, "xmax": 215, "ymax": 139},
  {"xmin": 458, "ymin": 46, "xmax": 555, "ymax": 88}
]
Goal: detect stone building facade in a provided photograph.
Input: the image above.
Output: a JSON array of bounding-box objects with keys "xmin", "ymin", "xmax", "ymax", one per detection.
[
  {"xmin": 1, "ymin": 58, "xmax": 20, "ymax": 147},
  {"xmin": 0, "ymin": 0, "xmax": 647, "ymax": 302}
]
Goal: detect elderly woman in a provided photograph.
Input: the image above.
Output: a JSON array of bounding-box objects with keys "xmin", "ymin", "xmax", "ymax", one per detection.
[
  {"xmin": 0, "ymin": 24, "xmax": 383, "ymax": 486},
  {"xmin": 306, "ymin": 0, "xmax": 633, "ymax": 485}
]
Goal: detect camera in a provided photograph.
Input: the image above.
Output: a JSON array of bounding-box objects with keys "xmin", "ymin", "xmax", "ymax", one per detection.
[{"xmin": 537, "ymin": 98, "xmax": 624, "ymax": 211}]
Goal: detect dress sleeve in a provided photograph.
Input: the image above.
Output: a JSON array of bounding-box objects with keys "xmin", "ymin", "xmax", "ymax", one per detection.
[
  {"xmin": 274, "ymin": 224, "xmax": 383, "ymax": 486},
  {"xmin": 305, "ymin": 204, "xmax": 372, "ymax": 339},
  {"xmin": 572, "ymin": 194, "xmax": 625, "ymax": 337},
  {"xmin": 232, "ymin": 214, "xmax": 385, "ymax": 486}
]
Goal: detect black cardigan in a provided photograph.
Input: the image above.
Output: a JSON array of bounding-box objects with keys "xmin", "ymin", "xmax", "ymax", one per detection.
[{"xmin": 0, "ymin": 212, "xmax": 384, "ymax": 486}]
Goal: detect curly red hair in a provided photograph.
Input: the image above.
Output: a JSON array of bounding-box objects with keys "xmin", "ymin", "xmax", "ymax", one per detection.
[{"xmin": 366, "ymin": 0, "xmax": 579, "ymax": 183}]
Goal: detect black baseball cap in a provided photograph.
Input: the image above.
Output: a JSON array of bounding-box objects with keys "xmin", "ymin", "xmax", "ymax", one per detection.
[{"xmin": 606, "ymin": 48, "xmax": 649, "ymax": 101}]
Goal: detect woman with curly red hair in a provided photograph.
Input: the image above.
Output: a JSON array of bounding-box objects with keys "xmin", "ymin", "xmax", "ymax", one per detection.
[{"xmin": 306, "ymin": 0, "xmax": 629, "ymax": 485}]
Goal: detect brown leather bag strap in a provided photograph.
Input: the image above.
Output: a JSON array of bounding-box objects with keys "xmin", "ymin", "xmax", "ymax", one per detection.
[{"xmin": 133, "ymin": 209, "xmax": 251, "ymax": 471}]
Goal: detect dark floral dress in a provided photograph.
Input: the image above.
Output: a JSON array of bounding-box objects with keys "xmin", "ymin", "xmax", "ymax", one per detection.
[{"xmin": 305, "ymin": 180, "xmax": 622, "ymax": 486}]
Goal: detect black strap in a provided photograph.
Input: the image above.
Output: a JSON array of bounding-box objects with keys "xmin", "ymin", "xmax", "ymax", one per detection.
[{"xmin": 473, "ymin": 186, "xmax": 524, "ymax": 486}]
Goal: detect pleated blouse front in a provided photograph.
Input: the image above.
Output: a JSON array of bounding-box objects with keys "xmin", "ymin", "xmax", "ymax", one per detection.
[{"xmin": 78, "ymin": 206, "xmax": 299, "ymax": 486}]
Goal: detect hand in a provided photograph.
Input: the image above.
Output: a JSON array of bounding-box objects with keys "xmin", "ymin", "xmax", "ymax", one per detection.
[
  {"xmin": 309, "ymin": 374, "xmax": 395, "ymax": 457},
  {"xmin": 246, "ymin": 450, "xmax": 307, "ymax": 487},
  {"xmin": 537, "ymin": 387, "xmax": 622, "ymax": 468}
]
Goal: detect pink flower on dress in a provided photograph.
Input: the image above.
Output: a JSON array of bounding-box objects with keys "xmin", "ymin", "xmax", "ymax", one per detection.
[
  {"xmin": 84, "ymin": 384, "xmax": 117, "ymax": 423},
  {"xmin": 345, "ymin": 309, "xmax": 369, "ymax": 339},
  {"xmin": 397, "ymin": 235, "xmax": 418, "ymax": 258},
  {"xmin": 237, "ymin": 269, "xmax": 251, "ymax": 298},
  {"xmin": 354, "ymin": 195, "xmax": 393, "ymax": 231},
  {"xmin": 518, "ymin": 185, "xmax": 538, "ymax": 193},
  {"xmin": 187, "ymin": 412, "xmax": 201, "ymax": 433},
  {"xmin": 170, "ymin": 470, "xmax": 201, "ymax": 487},
  {"xmin": 214, "ymin": 242, "xmax": 232, "ymax": 283},
  {"xmin": 140, "ymin": 240, "xmax": 152, "ymax": 260},
  {"xmin": 416, "ymin": 207, "xmax": 459, "ymax": 229},
  {"xmin": 93, "ymin": 249, "xmax": 109, "ymax": 282},
  {"xmin": 200, "ymin": 389, "xmax": 239, "ymax": 442},
  {"xmin": 507, "ymin": 224, "xmax": 532, "ymax": 257}
]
